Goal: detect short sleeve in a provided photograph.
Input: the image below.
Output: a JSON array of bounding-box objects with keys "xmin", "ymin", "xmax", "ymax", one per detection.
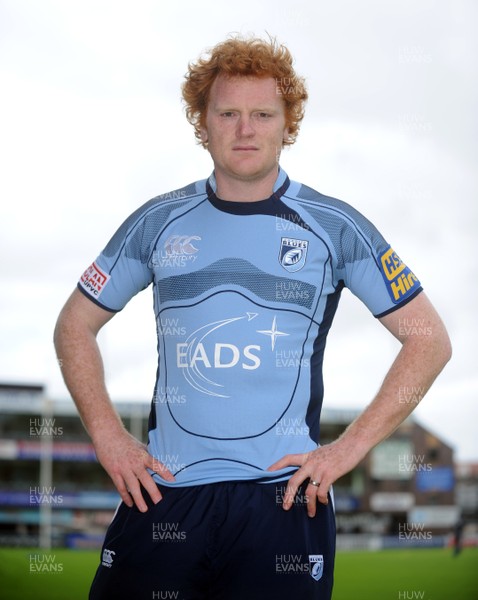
[
  {"xmin": 342, "ymin": 242, "xmax": 422, "ymax": 317},
  {"xmin": 336, "ymin": 207, "xmax": 423, "ymax": 317},
  {"xmin": 77, "ymin": 208, "xmax": 154, "ymax": 311},
  {"xmin": 295, "ymin": 186, "xmax": 423, "ymax": 317}
]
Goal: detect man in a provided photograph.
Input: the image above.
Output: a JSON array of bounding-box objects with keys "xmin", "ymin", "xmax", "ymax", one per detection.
[{"xmin": 54, "ymin": 36, "xmax": 451, "ymax": 600}]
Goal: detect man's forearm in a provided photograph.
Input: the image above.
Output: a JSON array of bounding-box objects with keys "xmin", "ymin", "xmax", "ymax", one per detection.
[
  {"xmin": 53, "ymin": 296, "xmax": 125, "ymax": 444},
  {"xmin": 53, "ymin": 290, "xmax": 171, "ymax": 511},
  {"xmin": 336, "ymin": 323, "xmax": 452, "ymax": 461}
]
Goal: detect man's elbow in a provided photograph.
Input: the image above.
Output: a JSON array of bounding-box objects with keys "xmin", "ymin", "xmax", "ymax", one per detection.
[
  {"xmin": 438, "ymin": 328, "xmax": 452, "ymax": 367},
  {"xmin": 53, "ymin": 296, "xmax": 79, "ymax": 352},
  {"xmin": 405, "ymin": 318, "xmax": 452, "ymax": 375},
  {"xmin": 53, "ymin": 309, "xmax": 68, "ymax": 354},
  {"xmin": 430, "ymin": 322, "xmax": 452, "ymax": 372}
]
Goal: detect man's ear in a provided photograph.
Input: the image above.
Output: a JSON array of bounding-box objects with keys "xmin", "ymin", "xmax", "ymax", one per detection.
[
  {"xmin": 200, "ymin": 126, "xmax": 208, "ymax": 144},
  {"xmin": 283, "ymin": 126, "xmax": 290, "ymax": 144}
]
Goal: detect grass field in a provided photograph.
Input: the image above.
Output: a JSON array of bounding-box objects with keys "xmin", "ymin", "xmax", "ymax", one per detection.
[{"xmin": 0, "ymin": 547, "xmax": 477, "ymax": 599}]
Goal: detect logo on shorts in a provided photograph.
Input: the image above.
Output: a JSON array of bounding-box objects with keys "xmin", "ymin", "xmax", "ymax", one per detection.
[
  {"xmin": 309, "ymin": 554, "xmax": 324, "ymax": 581},
  {"xmin": 279, "ymin": 238, "xmax": 308, "ymax": 272},
  {"xmin": 102, "ymin": 548, "xmax": 115, "ymax": 568}
]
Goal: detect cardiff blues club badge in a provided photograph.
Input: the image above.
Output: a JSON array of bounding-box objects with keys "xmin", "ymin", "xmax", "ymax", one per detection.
[
  {"xmin": 279, "ymin": 237, "xmax": 309, "ymax": 272},
  {"xmin": 309, "ymin": 554, "xmax": 324, "ymax": 581}
]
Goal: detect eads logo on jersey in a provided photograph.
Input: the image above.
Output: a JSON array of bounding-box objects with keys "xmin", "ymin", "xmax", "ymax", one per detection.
[
  {"xmin": 175, "ymin": 313, "xmax": 289, "ymax": 398},
  {"xmin": 379, "ymin": 247, "xmax": 419, "ymax": 303},
  {"xmin": 279, "ymin": 237, "xmax": 308, "ymax": 272}
]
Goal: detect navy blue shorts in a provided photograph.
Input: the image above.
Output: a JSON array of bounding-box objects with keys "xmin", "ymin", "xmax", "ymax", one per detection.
[{"xmin": 89, "ymin": 480, "xmax": 335, "ymax": 600}]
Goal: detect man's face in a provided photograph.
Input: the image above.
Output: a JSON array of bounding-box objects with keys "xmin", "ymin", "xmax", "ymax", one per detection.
[{"xmin": 200, "ymin": 75, "xmax": 289, "ymax": 186}]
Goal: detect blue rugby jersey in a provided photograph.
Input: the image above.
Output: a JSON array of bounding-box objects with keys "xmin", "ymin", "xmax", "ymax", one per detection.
[{"xmin": 78, "ymin": 168, "xmax": 422, "ymax": 486}]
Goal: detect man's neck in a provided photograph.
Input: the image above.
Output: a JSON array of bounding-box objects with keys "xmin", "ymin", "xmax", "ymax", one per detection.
[{"xmin": 214, "ymin": 168, "xmax": 279, "ymax": 202}]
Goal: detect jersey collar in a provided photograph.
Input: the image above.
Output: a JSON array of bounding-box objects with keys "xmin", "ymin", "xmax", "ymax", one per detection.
[{"xmin": 206, "ymin": 167, "xmax": 290, "ymax": 215}]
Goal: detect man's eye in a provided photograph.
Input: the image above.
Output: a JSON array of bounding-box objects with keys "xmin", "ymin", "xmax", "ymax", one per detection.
[
  {"xmin": 221, "ymin": 112, "xmax": 235, "ymax": 117},
  {"xmin": 257, "ymin": 112, "xmax": 271, "ymax": 118}
]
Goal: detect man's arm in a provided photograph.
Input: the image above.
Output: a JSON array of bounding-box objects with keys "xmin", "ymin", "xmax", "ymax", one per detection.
[
  {"xmin": 268, "ymin": 291, "xmax": 452, "ymax": 516},
  {"xmin": 53, "ymin": 288, "xmax": 174, "ymax": 512}
]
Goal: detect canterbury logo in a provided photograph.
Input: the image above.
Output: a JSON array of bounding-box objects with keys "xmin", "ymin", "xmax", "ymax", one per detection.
[
  {"xmin": 102, "ymin": 548, "xmax": 115, "ymax": 568},
  {"xmin": 164, "ymin": 235, "xmax": 201, "ymax": 256}
]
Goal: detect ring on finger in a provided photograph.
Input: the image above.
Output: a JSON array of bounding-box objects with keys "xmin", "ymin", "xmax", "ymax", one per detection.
[{"xmin": 309, "ymin": 479, "xmax": 320, "ymax": 487}]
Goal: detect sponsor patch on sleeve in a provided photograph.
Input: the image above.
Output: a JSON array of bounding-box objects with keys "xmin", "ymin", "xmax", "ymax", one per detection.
[
  {"xmin": 379, "ymin": 247, "xmax": 420, "ymax": 303},
  {"xmin": 79, "ymin": 262, "xmax": 111, "ymax": 298}
]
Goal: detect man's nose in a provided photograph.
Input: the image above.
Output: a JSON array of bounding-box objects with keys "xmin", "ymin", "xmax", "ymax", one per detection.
[{"xmin": 236, "ymin": 116, "xmax": 255, "ymax": 137}]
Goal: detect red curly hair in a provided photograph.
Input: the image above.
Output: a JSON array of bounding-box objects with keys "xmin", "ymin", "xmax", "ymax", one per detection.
[{"xmin": 182, "ymin": 35, "xmax": 308, "ymax": 148}]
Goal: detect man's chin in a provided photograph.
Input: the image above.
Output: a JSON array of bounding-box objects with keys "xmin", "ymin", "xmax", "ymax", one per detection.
[{"xmin": 225, "ymin": 162, "xmax": 277, "ymax": 183}]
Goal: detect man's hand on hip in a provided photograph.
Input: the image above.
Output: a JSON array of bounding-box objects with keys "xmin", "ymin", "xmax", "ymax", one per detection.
[{"xmin": 93, "ymin": 429, "xmax": 175, "ymax": 512}]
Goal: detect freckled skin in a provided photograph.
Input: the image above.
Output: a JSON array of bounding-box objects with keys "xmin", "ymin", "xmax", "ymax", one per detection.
[{"xmin": 200, "ymin": 76, "xmax": 289, "ymax": 201}]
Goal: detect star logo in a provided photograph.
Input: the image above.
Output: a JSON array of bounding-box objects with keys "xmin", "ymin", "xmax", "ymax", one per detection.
[{"xmin": 257, "ymin": 316, "xmax": 289, "ymax": 351}]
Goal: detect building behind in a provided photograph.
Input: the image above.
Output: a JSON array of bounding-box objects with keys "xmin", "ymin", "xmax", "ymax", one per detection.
[{"xmin": 0, "ymin": 383, "xmax": 475, "ymax": 550}]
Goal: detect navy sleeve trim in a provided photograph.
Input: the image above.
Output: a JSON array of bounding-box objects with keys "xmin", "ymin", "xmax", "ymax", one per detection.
[
  {"xmin": 76, "ymin": 282, "xmax": 120, "ymax": 313},
  {"xmin": 374, "ymin": 287, "xmax": 424, "ymax": 319}
]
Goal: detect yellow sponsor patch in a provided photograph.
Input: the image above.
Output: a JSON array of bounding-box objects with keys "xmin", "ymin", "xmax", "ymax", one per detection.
[
  {"xmin": 379, "ymin": 247, "xmax": 420, "ymax": 303},
  {"xmin": 381, "ymin": 248, "xmax": 406, "ymax": 281}
]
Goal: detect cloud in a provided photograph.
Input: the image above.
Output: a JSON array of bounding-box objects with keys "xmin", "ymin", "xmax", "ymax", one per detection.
[{"xmin": 0, "ymin": 0, "xmax": 476, "ymax": 461}]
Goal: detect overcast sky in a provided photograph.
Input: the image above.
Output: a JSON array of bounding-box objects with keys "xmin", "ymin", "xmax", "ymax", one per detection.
[{"xmin": 1, "ymin": 0, "xmax": 476, "ymax": 461}]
